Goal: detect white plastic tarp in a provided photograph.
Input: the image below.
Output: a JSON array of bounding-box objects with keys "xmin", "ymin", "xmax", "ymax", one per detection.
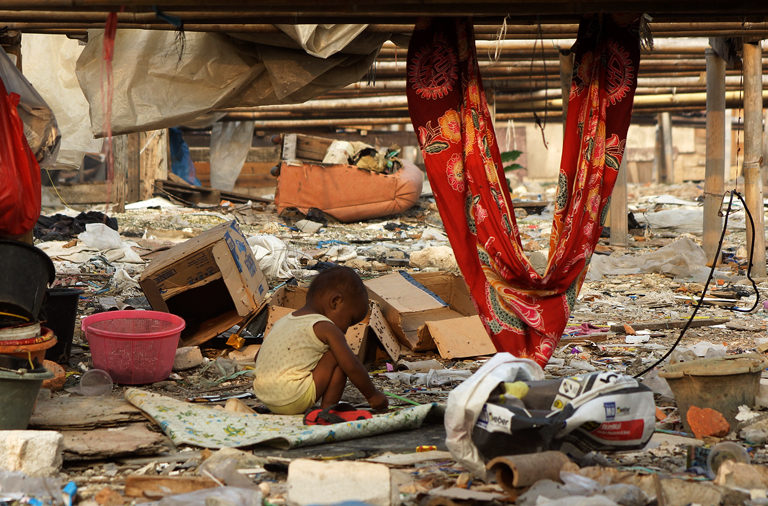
[
  {"xmin": 76, "ymin": 25, "xmax": 387, "ymax": 136},
  {"xmin": 20, "ymin": 34, "xmax": 101, "ymax": 168}
]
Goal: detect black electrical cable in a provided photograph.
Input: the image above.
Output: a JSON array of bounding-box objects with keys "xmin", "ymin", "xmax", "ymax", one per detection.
[{"xmin": 634, "ymin": 190, "xmax": 759, "ymax": 378}]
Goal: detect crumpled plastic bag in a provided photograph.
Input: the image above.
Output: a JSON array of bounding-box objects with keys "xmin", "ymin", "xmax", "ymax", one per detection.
[
  {"xmin": 247, "ymin": 234, "xmax": 301, "ymax": 279},
  {"xmin": 78, "ymin": 223, "xmax": 123, "ymax": 250}
]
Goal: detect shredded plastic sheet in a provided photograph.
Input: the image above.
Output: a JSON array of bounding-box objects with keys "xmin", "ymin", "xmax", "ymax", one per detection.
[
  {"xmin": 125, "ymin": 389, "xmax": 436, "ymax": 449},
  {"xmin": 209, "ymin": 120, "xmax": 255, "ymax": 191},
  {"xmin": 587, "ymin": 236, "xmax": 711, "ymax": 282},
  {"xmin": 21, "ymin": 34, "xmax": 100, "ymax": 169},
  {"xmin": 76, "ymin": 26, "xmax": 388, "ymax": 136}
]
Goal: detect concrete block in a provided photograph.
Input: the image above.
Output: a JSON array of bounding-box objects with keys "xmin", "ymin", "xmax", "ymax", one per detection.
[
  {"xmin": 173, "ymin": 346, "xmax": 204, "ymax": 371},
  {"xmin": 0, "ymin": 430, "xmax": 63, "ymax": 476},
  {"xmin": 287, "ymin": 459, "xmax": 393, "ymax": 506}
]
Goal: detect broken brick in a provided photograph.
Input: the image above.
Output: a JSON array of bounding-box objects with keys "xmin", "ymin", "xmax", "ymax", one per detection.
[
  {"xmin": 94, "ymin": 487, "xmax": 125, "ymax": 506},
  {"xmin": 687, "ymin": 405, "xmax": 730, "ymax": 439}
]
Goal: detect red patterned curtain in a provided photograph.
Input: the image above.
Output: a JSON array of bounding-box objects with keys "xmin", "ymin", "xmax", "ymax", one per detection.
[{"xmin": 406, "ymin": 17, "xmax": 640, "ymax": 366}]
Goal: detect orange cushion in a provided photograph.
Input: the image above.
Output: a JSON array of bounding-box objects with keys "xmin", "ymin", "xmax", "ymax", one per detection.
[{"xmin": 275, "ymin": 160, "xmax": 424, "ymax": 222}]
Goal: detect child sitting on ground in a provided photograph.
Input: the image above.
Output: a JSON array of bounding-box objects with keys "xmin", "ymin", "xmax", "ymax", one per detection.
[{"xmin": 252, "ymin": 266, "xmax": 388, "ymax": 415}]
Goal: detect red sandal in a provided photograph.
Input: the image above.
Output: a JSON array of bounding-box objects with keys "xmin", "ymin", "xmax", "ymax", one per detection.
[{"xmin": 303, "ymin": 402, "xmax": 373, "ymax": 425}]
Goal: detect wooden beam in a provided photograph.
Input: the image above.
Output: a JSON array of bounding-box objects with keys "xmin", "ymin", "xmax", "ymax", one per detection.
[
  {"xmin": 742, "ymin": 39, "xmax": 766, "ymax": 277},
  {"xmin": 139, "ymin": 129, "xmax": 168, "ymax": 201},
  {"xmin": 112, "ymin": 133, "xmax": 140, "ymax": 211},
  {"xmin": 609, "ymin": 156, "xmax": 628, "ymax": 246},
  {"xmin": 703, "ymin": 47, "xmax": 726, "ymax": 265},
  {"xmin": 53, "ymin": 182, "xmax": 109, "ymax": 204}
]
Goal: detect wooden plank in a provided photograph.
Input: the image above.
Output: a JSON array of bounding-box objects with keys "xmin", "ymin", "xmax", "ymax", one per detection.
[
  {"xmin": 607, "ymin": 318, "xmax": 729, "ymax": 333},
  {"xmin": 124, "ymin": 476, "xmax": 218, "ymax": 499},
  {"xmin": 29, "ymin": 396, "xmax": 145, "ymax": 429},
  {"xmin": 282, "ymin": 133, "xmax": 297, "ymax": 160},
  {"xmin": 194, "ymin": 161, "xmax": 276, "ymax": 188},
  {"xmin": 155, "ymin": 179, "xmax": 271, "ymax": 205},
  {"xmin": 54, "ymin": 182, "xmax": 109, "ymax": 204},
  {"xmin": 425, "ymin": 316, "xmax": 497, "ymax": 359},
  {"xmin": 62, "ymin": 423, "xmax": 167, "ymax": 461},
  {"xmin": 295, "ymin": 133, "xmax": 333, "ymax": 161}
]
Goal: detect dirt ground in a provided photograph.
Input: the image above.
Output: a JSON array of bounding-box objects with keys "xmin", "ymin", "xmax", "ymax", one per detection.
[{"xmin": 24, "ymin": 180, "xmax": 768, "ymax": 505}]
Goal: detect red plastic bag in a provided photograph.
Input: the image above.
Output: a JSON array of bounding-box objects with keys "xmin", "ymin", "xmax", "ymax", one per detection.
[{"xmin": 0, "ymin": 76, "xmax": 40, "ymax": 237}]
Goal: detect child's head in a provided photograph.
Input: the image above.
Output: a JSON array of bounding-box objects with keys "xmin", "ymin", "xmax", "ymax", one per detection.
[{"xmin": 306, "ymin": 266, "xmax": 369, "ymax": 331}]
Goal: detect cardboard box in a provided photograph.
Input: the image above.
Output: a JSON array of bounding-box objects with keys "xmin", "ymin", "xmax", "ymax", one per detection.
[
  {"xmin": 139, "ymin": 221, "xmax": 268, "ymax": 346},
  {"xmin": 265, "ymin": 285, "xmax": 400, "ymax": 363},
  {"xmin": 364, "ymin": 271, "xmax": 496, "ymax": 358}
]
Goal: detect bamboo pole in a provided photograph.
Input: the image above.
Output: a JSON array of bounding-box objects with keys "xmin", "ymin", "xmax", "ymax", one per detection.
[
  {"xmin": 660, "ymin": 112, "xmax": 675, "ymax": 183},
  {"xmin": 742, "ymin": 39, "xmax": 766, "ymax": 277},
  {"xmin": 652, "ymin": 123, "xmax": 662, "ymax": 183},
  {"xmin": 703, "ymin": 47, "xmax": 726, "ymax": 264},
  {"xmin": 559, "ymin": 49, "xmax": 573, "ymax": 134},
  {"xmin": 494, "ymin": 90, "xmax": 768, "ymax": 112}
]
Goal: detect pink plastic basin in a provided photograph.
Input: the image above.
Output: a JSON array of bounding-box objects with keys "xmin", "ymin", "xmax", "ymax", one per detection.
[{"xmin": 81, "ymin": 310, "xmax": 185, "ymax": 385}]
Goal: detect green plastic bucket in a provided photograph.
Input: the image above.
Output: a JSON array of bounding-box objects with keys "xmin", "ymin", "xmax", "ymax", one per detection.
[{"xmin": 0, "ymin": 355, "xmax": 53, "ymax": 429}]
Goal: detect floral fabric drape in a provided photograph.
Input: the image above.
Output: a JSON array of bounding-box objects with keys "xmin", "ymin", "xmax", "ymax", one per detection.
[{"xmin": 406, "ymin": 17, "xmax": 640, "ymax": 366}]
